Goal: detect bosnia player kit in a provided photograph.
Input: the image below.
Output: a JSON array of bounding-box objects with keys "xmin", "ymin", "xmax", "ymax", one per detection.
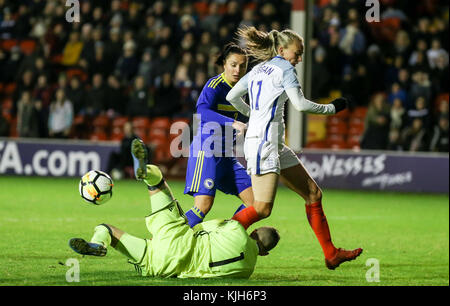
[{"xmin": 184, "ymin": 73, "xmax": 251, "ymax": 197}]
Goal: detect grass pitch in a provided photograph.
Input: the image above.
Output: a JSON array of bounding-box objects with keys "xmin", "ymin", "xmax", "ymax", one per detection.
[{"xmin": 0, "ymin": 176, "xmax": 448, "ymax": 286}]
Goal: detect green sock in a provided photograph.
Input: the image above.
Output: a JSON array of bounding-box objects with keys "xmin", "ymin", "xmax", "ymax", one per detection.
[
  {"xmin": 90, "ymin": 225, "xmax": 111, "ymax": 248},
  {"xmin": 113, "ymin": 233, "xmax": 147, "ymax": 263},
  {"xmin": 149, "ymin": 188, "xmax": 174, "ymax": 212}
]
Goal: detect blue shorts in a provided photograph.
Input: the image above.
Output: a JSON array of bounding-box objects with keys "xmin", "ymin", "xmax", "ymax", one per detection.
[{"xmin": 184, "ymin": 151, "xmax": 252, "ymax": 197}]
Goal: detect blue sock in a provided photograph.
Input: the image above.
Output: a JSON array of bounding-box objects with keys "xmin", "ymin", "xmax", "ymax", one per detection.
[
  {"xmin": 233, "ymin": 203, "xmax": 247, "ymax": 216},
  {"xmin": 185, "ymin": 206, "xmax": 205, "ymax": 228}
]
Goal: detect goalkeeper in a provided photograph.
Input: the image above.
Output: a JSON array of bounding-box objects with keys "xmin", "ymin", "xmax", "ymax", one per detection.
[{"xmin": 69, "ymin": 139, "xmax": 280, "ymax": 279}]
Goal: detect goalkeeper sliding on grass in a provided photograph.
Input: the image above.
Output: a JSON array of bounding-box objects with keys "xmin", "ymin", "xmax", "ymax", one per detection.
[{"xmin": 69, "ymin": 139, "xmax": 280, "ymax": 278}]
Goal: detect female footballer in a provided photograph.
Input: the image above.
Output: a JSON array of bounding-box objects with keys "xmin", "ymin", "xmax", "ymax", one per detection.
[
  {"xmin": 226, "ymin": 27, "xmax": 362, "ymax": 270},
  {"xmin": 183, "ymin": 43, "xmax": 253, "ymax": 228}
]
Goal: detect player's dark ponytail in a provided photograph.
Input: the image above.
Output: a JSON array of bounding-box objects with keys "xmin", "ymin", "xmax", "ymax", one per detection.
[{"xmin": 215, "ymin": 43, "xmax": 247, "ymax": 66}]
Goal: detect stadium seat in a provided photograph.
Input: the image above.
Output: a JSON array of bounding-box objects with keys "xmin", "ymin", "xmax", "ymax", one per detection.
[
  {"xmin": 19, "ymin": 40, "xmax": 36, "ymax": 56},
  {"xmin": 66, "ymin": 68, "xmax": 88, "ymax": 82},
  {"xmin": 1, "ymin": 39, "xmax": 18, "ymax": 51},
  {"xmin": 351, "ymin": 107, "xmax": 368, "ymax": 119},
  {"xmin": 109, "ymin": 129, "xmax": 124, "ymax": 141},
  {"xmin": 132, "ymin": 116, "xmax": 151, "ymax": 130},
  {"xmin": 347, "ymin": 134, "xmax": 361, "ymax": 150},
  {"xmin": 92, "ymin": 115, "xmax": 110, "ymax": 133},
  {"xmin": 9, "ymin": 116, "xmax": 17, "ymax": 137},
  {"xmin": 333, "ymin": 107, "xmax": 350, "ymax": 119},
  {"xmin": 150, "ymin": 136, "xmax": 171, "ymax": 164},
  {"xmin": 89, "ymin": 131, "xmax": 108, "ymax": 141},
  {"xmin": 348, "ymin": 120, "xmax": 365, "ymax": 136},
  {"xmin": 327, "ymin": 121, "xmax": 348, "ymax": 135},
  {"xmin": 112, "ymin": 116, "xmax": 129, "ymax": 128},
  {"xmin": 328, "ymin": 140, "xmax": 349, "ymax": 150},
  {"xmin": 150, "ymin": 117, "xmax": 171, "ymax": 130},
  {"xmin": 3, "ymin": 83, "xmax": 17, "ymax": 96},
  {"xmin": 434, "ymin": 93, "xmax": 449, "ymax": 111},
  {"xmin": 305, "ymin": 141, "xmax": 327, "ymax": 149}
]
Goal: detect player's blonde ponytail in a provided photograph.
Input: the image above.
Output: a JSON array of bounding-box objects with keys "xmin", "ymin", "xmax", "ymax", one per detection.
[{"xmin": 237, "ymin": 26, "xmax": 304, "ymax": 62}]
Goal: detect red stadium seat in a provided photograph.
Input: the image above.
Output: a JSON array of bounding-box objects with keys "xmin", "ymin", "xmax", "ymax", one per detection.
[
  {"xmin": 92, "ymin": 115, "xmax": 110, "ymax": 133},
  {"xmin": 1, "ymin": 39, "xmax": 18, "ymax": 51},
  {"xmin": 351, "ymin": 107, "xmax": 368, "ymax": 119},
  {"xmin": 109, "ymin": 130, "xmax": 124, "ymax": 141},
  {"xmin": 347, "ymin": 134, "xmax": 361, "ymax": 150},
  {"xmin": 328, "ymin": 140, "xmax": 349, "ymax": 150},
  {"xmin": 9, "ymin": 116, "xmax": 17, "ymax": 137},
  {"xmin": 333, "ymin": 108, "xmax": 350, "ymax": 119},
  {"xmin": 150, "ymin": 117, "xmax": 171, "ymax": 130},
  {"xmin": 112, "ymin": 116, "xmax": 129, "ymax": 128},
  {"xmin": 89, "ymin": 131, "xmax": 108, "ymax": 141},
  {"xmin": 305, "ymin": 141, "xmax": 327, "ymax": 149},
  {"xmin": 132, "ymin": 116, "xmax": 151, "ymax": 129},
  {"xmin": 19, "ymin": 40, "xmax": 36, "ymax": 56},
  {"xmin": 150, "ymin": 136, "xmax": 172, "ymax": 164},
  {"xmin": 66, "ymin": 68, "xmax": 88, "ymax": 82},
  {"xmin": 434, "ymin": 93, "xmax": 449, "ymax": 112},
  {"xmin": 327, "ymin": 121, "xmax": 348, "ymax": 135},
  {"xmin": 3, "ymin": 83, "xmax": 17, "ymax": 96}
]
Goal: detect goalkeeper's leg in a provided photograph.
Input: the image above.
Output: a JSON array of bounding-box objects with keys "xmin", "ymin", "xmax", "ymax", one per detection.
[{"xmin": 69, "ymin": 224, "xmax": 147, "ymax": 264}]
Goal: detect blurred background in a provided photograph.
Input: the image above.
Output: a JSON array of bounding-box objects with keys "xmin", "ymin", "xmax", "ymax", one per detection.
[{"xmin": 0, "ymin": 0, "xmax": 448, "ymax": 192}]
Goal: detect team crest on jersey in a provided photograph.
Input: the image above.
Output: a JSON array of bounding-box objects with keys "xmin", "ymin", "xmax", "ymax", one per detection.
[{"xmin": 204, "ymin": 178, "xmax": 214, "ymax": 190}]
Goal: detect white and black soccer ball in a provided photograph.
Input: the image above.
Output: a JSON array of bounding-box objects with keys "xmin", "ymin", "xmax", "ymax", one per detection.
[{"xmin": 79, "ymin": 170, "xmax": 113, "ymax": 205}]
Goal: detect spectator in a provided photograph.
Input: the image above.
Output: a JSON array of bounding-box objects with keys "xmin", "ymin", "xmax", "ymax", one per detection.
[
  {"xmin": 84, "ymin": 73, "xmax": 107, "ymax": 116},
  {"xmin": 196, "ymin": 31, "xmax": 215, "ymax": 58},
  {"xmin": 152, "ymin": 72, "xmax": 181, "ymax": 118},
  {"xmin": 106, "ymin": 75, "xmax": 127, "ymax": 116},
  {"xmin": 407, "ymin": 96, "xmax": 431, "ymax": 128},
  {"xmin": 387, "ymin": 82, "xmax": 408, "ymax": 108},
  {"xmin": 32, "ymin": 74, "xmax": 53, "ymax": 109},
  {"xmin": 409, "ymin": 71, "xmax": 432, "ymax": 107},
  {"xmin": 0, "ymin": 114, "xmax": 9, "ymax": 137},
  {"xmin": 87, "ymin": 41, "xmax": 111, "ymax": 78},
  {"xmin": 66, "ymin": 76, "xmax": 86, "ymax": 115},
  {"xmin": 48, "ymin": 88, "xmax": 74, "ymax": 139},
  {"xmin": 427, "ymin": 38, "xmax": 449, "ymax": 69},
  {"xmin": 390, "ymin": 98, "xmax": 406, "ymax": 131},
  {"xmin": 104, "ymin": 27, "xmax": 122, "ymax": 67},
  {"xmin": 311, "ymin": 46, "xmax": 330, "ymax": 100},
  {"xmin": 107, "ymin": 121, "xmax": 139, "ymax": 180},
  {"xmin": 339, "ymin": 21, "xmax": 366, "ymax": 58},
  {"xmin": 61, "ymin": 31, "xmax": 84, "ymax": 67},
  {"xmin": 429, "ymin": 115, "xmax": 449, "ymax": 152},
  {"xmin": 126, "ymin": 75, "xmax": 151, "ymax": 118},
  {"xmin": 153, "ymin": 44, "xmax": 176, "ymax": 87},
  {"xmin": 401, "ymin": 118, "xmax": 429, "ymax": 152},
  {"xmin": 16, "ymin": 91, "xmax": 39, "ymax": 138},
  {"xmin": 200, "ymin": 2, "xmax": 221, "ymax": 34},
  {"xmin": 137, "ymin": 48, "xmax": 156, "ymax": 88},
  {"xmin": 430, "ymin": 53, "xmax": 449, "ymax": 95},
  {"xmin": 387, "ymin": 128, "xmax": 404, "ymax": 151},
  {"xmin": 360, "ymin": 94, "xmax": 391, "ymax": 150},
  {"xmin": 115, "ymin": 40, "xmax": 139, "ymax": 83}
]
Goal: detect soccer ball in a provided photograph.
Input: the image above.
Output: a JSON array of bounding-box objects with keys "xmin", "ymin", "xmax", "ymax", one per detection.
[{"xmin": 79, "ymin": 170, "xmax": 113, "ymax": 205}]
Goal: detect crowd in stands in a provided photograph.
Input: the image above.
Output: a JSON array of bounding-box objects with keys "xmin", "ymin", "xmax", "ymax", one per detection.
[
  {"xmin": 0, "ymin": 0, "xmax": 448, "ymax": 153},
  {"xmin": 311, "ymin": 0, "xmax": 448, "ymax": 152}
]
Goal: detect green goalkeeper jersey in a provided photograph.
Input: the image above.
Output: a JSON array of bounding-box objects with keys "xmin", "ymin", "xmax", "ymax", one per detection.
[{"xmin": 139, "ymin": 201, "xmax": 259, "ymax": 279}]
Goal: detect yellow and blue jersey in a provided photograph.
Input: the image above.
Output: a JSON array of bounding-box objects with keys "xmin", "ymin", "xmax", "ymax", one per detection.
[{"xmin": 184, "ymin": 73, "xmax": 251, "ymax": 197}]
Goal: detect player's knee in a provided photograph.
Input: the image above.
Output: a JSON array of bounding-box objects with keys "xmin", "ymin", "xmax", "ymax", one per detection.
[
  {"xmin": 254, "ymin": 203, "xmax": 273, "ymax": 219},
  {"xmin": 307, "ymin": 181, "xmax": 322, "ymax": 203}
]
